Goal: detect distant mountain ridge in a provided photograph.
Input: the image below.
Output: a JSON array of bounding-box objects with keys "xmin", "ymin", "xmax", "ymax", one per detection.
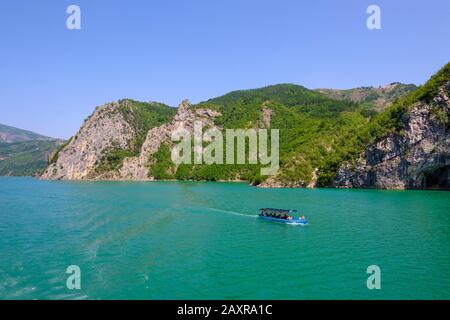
[
  {"xmin": 0, "ymin": 123, "xmax": 56, "ymax": 143},
  {"xmin": 0, "ymin": 124, "xmax": 62, "ymax": 176}
]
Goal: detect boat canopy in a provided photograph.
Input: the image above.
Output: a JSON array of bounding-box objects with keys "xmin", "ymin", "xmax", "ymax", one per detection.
[{"xmin": 259, "ymin": 208, "xmax": 297, "ymax": 214}]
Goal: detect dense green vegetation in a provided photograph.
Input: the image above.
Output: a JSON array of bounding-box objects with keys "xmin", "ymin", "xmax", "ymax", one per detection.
[
  {"xmin": 95, "ymin": 148, "xmax": 136, "ymax": 174},
  {"xmin": 0, "ymin": 140, "xmax": 61, "ymax": 176},
  {"xmin": 148, "ymin": 144, "xmax": 177, "ymax": 179},
  {"xmin": 147, "ymin": 84, "xmax": 372, "ymax": 184}
]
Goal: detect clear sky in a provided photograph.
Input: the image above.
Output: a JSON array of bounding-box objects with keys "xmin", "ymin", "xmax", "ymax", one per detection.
[{"xmin": 1, "ymin": 0, "xmax": 449, "ymax": 139}]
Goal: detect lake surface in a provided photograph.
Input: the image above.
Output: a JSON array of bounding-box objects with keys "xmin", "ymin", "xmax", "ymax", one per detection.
[{"xmin": 0, "ymin": 177, "xmax": 449, "ymax": 299}]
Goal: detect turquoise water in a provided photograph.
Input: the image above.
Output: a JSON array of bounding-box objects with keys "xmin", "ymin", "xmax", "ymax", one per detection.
[{"xmin": 0, "ymin": 177, "xmax": 449, "ymax": 299}]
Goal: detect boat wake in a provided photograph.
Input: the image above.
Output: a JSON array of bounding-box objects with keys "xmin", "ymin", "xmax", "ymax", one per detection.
[{"xmin": 207, "ymin": 208, "xmax": 257, "ymax": 218}]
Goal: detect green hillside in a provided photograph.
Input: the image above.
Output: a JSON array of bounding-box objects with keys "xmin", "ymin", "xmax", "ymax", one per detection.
[
  {"xmin": 0, "ymin": 140, "xmax": 62, "ymax": 176},
  {"xmin": 0, "ymin": 124, "xmax": 63, "ymax": 176},
  {"xmin": 147, "ymin": 84, "xmax": 372, "ymax": 184}
]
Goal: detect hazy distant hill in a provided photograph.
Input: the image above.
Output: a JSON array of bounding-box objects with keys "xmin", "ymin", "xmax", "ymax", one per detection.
[
  {"xmin": 0, "ymin": 140, "xmax": 62, "ymax": 176},
  {"xmin": 0, "ymin": 124, "xmax": 62, "ymax": 176},
  {"xmin": 0, "ymin": 123, "xmax": 54, "ymax": 143}
]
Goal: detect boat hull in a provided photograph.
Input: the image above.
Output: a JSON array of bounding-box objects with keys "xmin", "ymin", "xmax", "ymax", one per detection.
[{"xmin": 258, "ymin": 215, "xmax": 308, "ymax": 225}]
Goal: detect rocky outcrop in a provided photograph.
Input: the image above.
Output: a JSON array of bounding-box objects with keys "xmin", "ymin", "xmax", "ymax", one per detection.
[
  {"xmin": 334, "ymin": 82, "xmax": 450, "ymax": 190},
  {"xmin": 260, "ymin": 107, "xmax": 273, "ymax": 128},
  {"xmin": 41, "ymin": 101, "xmax": 136, "ymax": 180},
  {"xmin": 118, "ymin": 99, "xmax": 197, "ymax": 180},
  {"xmin": 306, "ymin": 168, "xmax": 319, "ymax": 188}
]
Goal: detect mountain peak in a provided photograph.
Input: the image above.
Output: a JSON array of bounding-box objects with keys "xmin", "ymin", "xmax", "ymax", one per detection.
[{"xmin": 179, "ymin": 99, "xmax": 191, "ymax": 110}]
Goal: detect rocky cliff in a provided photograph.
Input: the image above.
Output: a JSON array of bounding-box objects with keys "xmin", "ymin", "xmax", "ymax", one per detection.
[
  {"xmin": 41, "ymin": 99, "xmax": 220, "ymax": 180},
  {"xmin": 41, "ymin": 101, "xmax": 137, "ymax": 179},
  {"xmin": 334, "ymin": 81, "xmax": 450, "ymax": 190}
]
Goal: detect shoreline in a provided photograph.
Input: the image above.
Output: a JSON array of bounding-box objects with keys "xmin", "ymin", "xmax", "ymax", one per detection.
[{"xmin": 3, "ymin": 175, "xmax": 449, "ymax": 191}]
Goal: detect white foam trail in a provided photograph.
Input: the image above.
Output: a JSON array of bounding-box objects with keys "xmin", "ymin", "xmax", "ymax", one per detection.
[{"xmin": 207, "ymin": 208, "xmax": 257, "ymax": 218}]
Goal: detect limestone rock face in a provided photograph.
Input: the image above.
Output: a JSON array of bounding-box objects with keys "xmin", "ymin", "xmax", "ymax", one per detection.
[
  {"xmin": 41, "ymin": 102, "xmax": 136, "ymax": 180},
  {"xmin": 334, "ymin": 82, "xmax": 450, "ymax": 190}
]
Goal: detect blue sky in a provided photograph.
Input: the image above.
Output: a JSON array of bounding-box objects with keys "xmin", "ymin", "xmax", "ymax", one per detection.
[{"xmin": 1, "ymin": 0, "xmax": 449, "ymax": 139}]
